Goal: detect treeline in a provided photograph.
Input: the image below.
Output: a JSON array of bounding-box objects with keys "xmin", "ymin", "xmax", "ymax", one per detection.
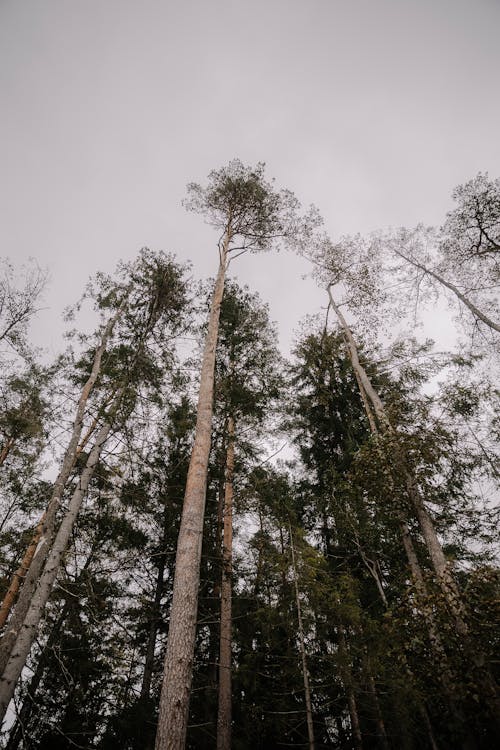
[{"xmin": 0, "ymin": 163, "xmax": 498, "ymax": 750}]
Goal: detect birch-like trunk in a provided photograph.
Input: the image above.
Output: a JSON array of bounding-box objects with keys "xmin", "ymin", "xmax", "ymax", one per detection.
[
  {"xmin": 216, "ymin": 415, "xmax": 235, "ymax": 750},
  {"xmin": 393, "ymin": 249, "xmax": 500, "ymax": 333},
  {"xmin": 0, "ymin": 416, "xmax": 114, "ymax": 724},
  {"xmin": 289, "ymin": 524, "xmax": 315, "ymax": 750},
  {"xmin": 155, "ymin": 239, "xmax": 230, "ymax": 750},
  {"xmin": 329, "ymin": 288, "xmax": 499, "ymax": 736},
  {"xmin": 4, "ymin": 601, "xmax": 68, "ymax": 750},
  {"xmin": 0, "ymin": 302, "xmax": 124, "ymax": 671},
  {"xmin": 0, "ymin": 413, "xmax": 103, "ymax": 634},
  {"xmin": 327, "ymin": 287, "xmax": 467, "ymax": 633}
]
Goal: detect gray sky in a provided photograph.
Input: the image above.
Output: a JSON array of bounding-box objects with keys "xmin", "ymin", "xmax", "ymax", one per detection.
[{"xmin": 1, "ymin": 0, "xmax": 500, "ymax": 356}]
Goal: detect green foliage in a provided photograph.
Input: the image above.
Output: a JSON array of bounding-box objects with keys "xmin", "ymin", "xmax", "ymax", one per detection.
[{"xmin": 1, "ymin": 171, "xmax": 499, "ymax": 750}]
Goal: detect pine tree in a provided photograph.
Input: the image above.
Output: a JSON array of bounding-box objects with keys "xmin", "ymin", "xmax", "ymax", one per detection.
[{"xmin": 155, "ymin": 160, "xmax": 303, "ymax": 750}]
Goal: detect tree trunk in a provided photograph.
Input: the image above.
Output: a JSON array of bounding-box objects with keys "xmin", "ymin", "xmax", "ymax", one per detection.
[
  {"xmin": 327, "ymin": 287, "xmax": 467, "ymax": 632},
  {"xmin": 0, "ymin": 417, "xmax": 113, "ymax": 725},
  {"xmin": 393, "ymin": 249, "xmax": 500, "ymax": 333},
  {"xmin": 0, "ymin": 512, "xmax": 46, "ymax": 630},
  {"xmin": 366, "ymin": 667, "xmax": 390, "ymax": 750},
  {"xmin": 328, "ymin": 289, "xmax": 496, "ymax": 740},
  {"xmin": 155, "ymin": 238, "xmax": 230, "ymax": 750},
  {"xmin": 140, "ymin": 552, "xmax": 167, "ymax": 701},
  {"xmin": 216, "ymin": 415, "xmax": 235, "ymax": 750},
  {"xmin": 289, "ymin": 523, "xmax": 315, "ymax": 750},
  {"xmin": 0, "ymin": 302, "xmax": 124, "ymax": 672},
  {"xmin": 0, "ymin": 411, "xmax": 105, "ymax": 634},
  {"xmin": 337, "ymin": 621, "xmax": 363, "ymax": 750},
  {"xmin": 5, "ymin": 599, "xmax": 69, "ymax": 750}
]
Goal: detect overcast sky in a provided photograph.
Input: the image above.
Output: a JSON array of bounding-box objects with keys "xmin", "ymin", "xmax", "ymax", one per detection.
[{"xmin": 1, "ymin": 0, "xmax": 500, "ymax": 356}]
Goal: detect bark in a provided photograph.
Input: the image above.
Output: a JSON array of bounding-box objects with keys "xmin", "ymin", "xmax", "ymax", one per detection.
[
  {"xmin": 0, "ymin": 302, "xmax": 124, "ymax": 672},
  {"xmin": 253, "ymin": 503, "xmax": 266, "ymax": 599},
  {"xmin": 0, "ymin": 418, "xmax": 113, "ymax": 725},
  {"xmin": 0, "ymin": 413, "xmax": 103, "ymax": 634},
  {"xmin": 352, "ymin": 367, "xmax": 378, "ymax": 434},
  {"xmin": 366, "ymin": 667, "xmax": 389, "ymax": 750},
  {"xmin": 216, "ymin": 416, "xmax": 235, "ymax": 750},
  {"xmin": 393, "ymin": 249, "xmax": 500, "ymax": 333},
  {"xmin": 406, "ymin": 477, "xmax": 468, "ymax": 635},
  {"xmin": 347, "ymin": 689, "xmax": 363, "ymax": 750},
  {"xmin": 0, "ymin": 513, "xmax": 46, "ymax": 630},
  {"xmin": 5, "ymin": 600, "xmax": 69, "ymax": 750},
  {"xmin": 155, "ymin": 238, "xmax": 230, "ymax": 750},
  {"xmin": 289, "ymin": 524, "xmax": 315, "ymax": 750},
  {"xmin": 337, "ymin": 622, "xmax": 363, "ymax": 750},
  {"xmin": 327, "ymin": 287, "xmax": 467, "ymax": 632},
  {"xmin": 140, "ymin": 552, "xmax": 166, "ymax": 701},
  {"xmin": 208, "ymin": 476, "xmax": 226, "ymax": 688},
  {"xmin": 329, "ymin": 289, "xmax": 498, "ymax": 738},
  {"xmin": 327, "ymin": 288, "xmax": 388, "ymax": 428}
]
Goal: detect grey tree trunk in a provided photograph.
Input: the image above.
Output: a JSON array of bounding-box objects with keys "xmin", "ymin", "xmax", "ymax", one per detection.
[
  {"xmin": 216, "ymin": 415, "xmax": 235, "ymax": 750},
  {"xmin": 289, "ymin": 524, "xmax": 315, "ymax": 750},
  {"xmin": 4, "ymin": 599, "xmax": 69, "ymax": 750},
  {"xmin": 328, "ymin": 288, "xmax": 495, "ymax": 741},
  {"xmin": 393, "ymin": 249, "xmax": 500, "ymax": 333},
  {"xmin": 0, "ymin": 302, "xmax": 124, "ymax": 672},
  {"xmin": 155, "ymin": 238, "xmax": 230, "ymax": 750},
  {"xmin": 327, "ymin": 287, "xmax": 467, "ymax": 633},
  {"xmin": 0, "ymin": 417, "xmax": 113, "ymax": 725}
]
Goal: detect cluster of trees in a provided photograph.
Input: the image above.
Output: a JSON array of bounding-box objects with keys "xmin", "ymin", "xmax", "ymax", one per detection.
[{"xmin": 0, "ymin": 162, "xmax": 498, "ymax": 750}]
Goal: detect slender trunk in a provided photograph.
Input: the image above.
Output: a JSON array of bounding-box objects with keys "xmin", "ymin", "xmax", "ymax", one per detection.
[
  {"xmin": 0, "ymin": 499, "xmax": 18, "ymax": 535},
  {"xmin": 328, "ymin": 287, "xmax": 467, "ymax": 632},
  {"xmin": 208, "ymin": 476, "xmax": 226, "ymax": 688},
  {"xmin": 155, "ymin": 239, "xmax": 230, "ymax": 750},
  {"xmin": 327, "ymin": 288, "xmax": 388, "ymax": 428},
  {"xmin": 337, "ymin": 622, "xmax": 363, "ymax": 750},
  {"xmin": 0, "ymin": 302, "xmax": 124, "ymax": 673},
  {"xmin": 347, "ymin": 689, "xmax": 363, "ymax": 750},
  {"xmin": 406, "ymin": 477, "xmax": 468, "ymax": 635},
  {"xmin": 289, "ymin": 524, "xmax": 315, "ymax": 750},
  {"xmin": 0, "ymin": 512, "xmax": 46, "ymax": 630},
  {"xmin": 0, "ymin": 412, "xmax": 104, "ymax": 634},
  {"xmin": 140, "ymin": 553, "xmax": 167, "ymax": 701},
  {"xmin": 352, "ymin": 367, "xmax": 378, "ymax": 434},
  {"xmin": 366, "ymin": 667, "xmax": 389, "ymax": 750},
  {"xmin": 216, "ymin": 416, "xmax": 235, "ymax": 750},
  {"xmin": 253, "ymin": 503, "xmax": 265, "ymax": 598},
  {"xmin": 393, "ymin": 249, "xmax": 500, "ymax": 333},
  {"xmin": 0, "ymin": 417, "xmax": 114, "ymax": 725},
  {"xmin": 420, "ymin": 705, "xmax": 439, "ymax": 750},
  {"xmin": 5, "ymin": 600, "xmax": 69, "ymax": 750},
  {"xmin": 0, "ymin": 437, "xmax": 15, "ymax": 467},
  {"xmin": 333, "ymin": 310, "xmax": 474, "ymax": 736}
]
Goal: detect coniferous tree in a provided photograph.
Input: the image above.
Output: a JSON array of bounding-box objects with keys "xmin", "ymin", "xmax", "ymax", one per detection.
[{"xmin": 155, "ymin": 160, "xmax": 305, "ymax": 750}]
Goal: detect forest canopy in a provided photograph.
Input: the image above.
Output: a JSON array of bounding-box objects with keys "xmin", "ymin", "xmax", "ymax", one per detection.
[{"xmin": 0, "ymin": 162, "xmax": 498, "ymax": 750}]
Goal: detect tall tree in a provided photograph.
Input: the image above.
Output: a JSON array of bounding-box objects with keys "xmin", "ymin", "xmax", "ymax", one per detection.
[
  {"xmin": 0, "ymin": 250, "xmax": 189, "ymax": 726},
  {"xmin": 155, "ymin": 160, "xmax": 305, "ymax": 750},
  {"xmin": 210, "ymin": 281, "xmax": 283, "ymax": 750}
]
